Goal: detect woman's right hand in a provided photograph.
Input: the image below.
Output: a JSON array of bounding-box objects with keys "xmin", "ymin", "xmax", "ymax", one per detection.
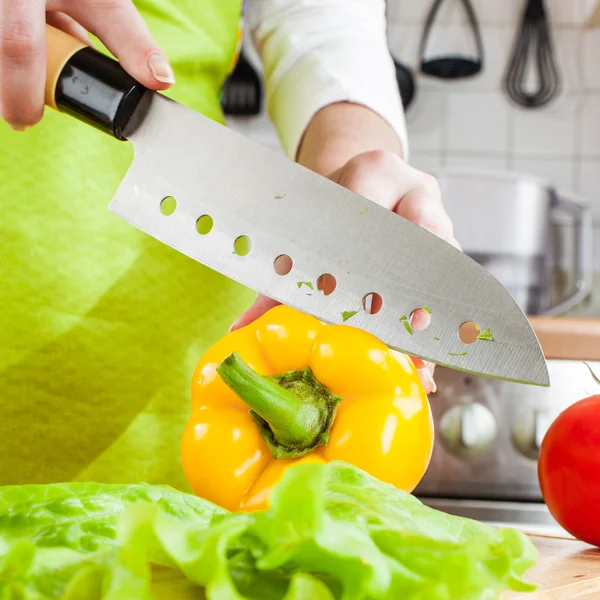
[{"xmin": 0, "ymin": 0, "xmax": 175, "ymax": 131}]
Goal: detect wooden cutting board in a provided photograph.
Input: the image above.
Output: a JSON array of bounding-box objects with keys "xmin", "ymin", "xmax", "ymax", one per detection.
[
  {"xmin": 502, "ymin": 534, "xmax": 600, "ymax": 599},
  {"xmin": 151, "ymin": 533, "xmax": 600, "ymax": 599}
]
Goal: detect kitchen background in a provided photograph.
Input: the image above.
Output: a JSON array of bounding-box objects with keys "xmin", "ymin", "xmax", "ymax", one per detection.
[
  {"xmin": 225, "ymin": 0, "xmax": 600, "ymax": 535},
  {"xmin": 228, "ymin": 0, "xmax": 600, "ymax": 276}
]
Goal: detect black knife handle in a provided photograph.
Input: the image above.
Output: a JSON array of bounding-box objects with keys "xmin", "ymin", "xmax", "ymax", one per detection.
[{"xmin": 46, "ymin": 24, "xmax": 147, "ymax": 140}]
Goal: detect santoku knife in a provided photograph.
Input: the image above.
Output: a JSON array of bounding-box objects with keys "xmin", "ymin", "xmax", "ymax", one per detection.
[{"xmin": 42, "ymin": 25, "xmax": 549, "ymax": 387}]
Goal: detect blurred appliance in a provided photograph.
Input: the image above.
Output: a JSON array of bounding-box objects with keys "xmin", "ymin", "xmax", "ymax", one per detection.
[
  {"xmin": 431, "ymin": 169, "xmax": 593, "ymax": 316},
  {"xmin": 415, "ymin": 168, "xmax": 596, "ymax": 532}
]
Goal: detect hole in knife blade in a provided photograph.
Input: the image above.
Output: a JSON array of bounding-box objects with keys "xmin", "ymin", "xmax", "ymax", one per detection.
[
  {"xmin": 317, "ymin": 274, "xmax": 336, "ymax": 296},
  {"xmin": 458, "ymin": 321, "xmax": 480, "ymax": 344},
  {"xmin": 362, "ymin": 293, "xmax": 382, "ymax": 315},
  {"xmin": 274, "ymin": 254, "xmax": 293, "ymax": 276},
  {"xmin": 234, "ymin": 235, "xmax": 252, "ymax": 256},
  {"xmin": 160, "ymin": 196, "xmax": 177, "ymax": 216},
  {"xmin": 196, "ymin": 215, "xmax": 214, "ymax": 235},
  {"xmin": 409, "ymin": 309, "xmax": 431, "ymax": 331}
]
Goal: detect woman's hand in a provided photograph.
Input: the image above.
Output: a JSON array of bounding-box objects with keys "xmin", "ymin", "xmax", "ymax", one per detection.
[
  {"xmin": 0, "ymin": 0, "xmax": 175, "ymax": 130},
  {"xmin": 231, "ymin": 149, "xmax": 461, "ymax": 394}
]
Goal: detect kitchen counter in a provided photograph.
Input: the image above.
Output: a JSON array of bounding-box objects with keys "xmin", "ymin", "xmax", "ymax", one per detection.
[{"xmin": 502, "ymin": 534, "xmax": 600, "ymax": 599}]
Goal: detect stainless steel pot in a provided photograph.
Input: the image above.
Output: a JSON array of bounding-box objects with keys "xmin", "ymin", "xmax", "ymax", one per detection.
[{"xmin": 431, "ymin": 168, "xmax": 594, "ymax": 316}]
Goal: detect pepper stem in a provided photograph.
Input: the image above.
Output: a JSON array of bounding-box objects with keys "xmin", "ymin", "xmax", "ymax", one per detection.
[{"xmin": 216, "ymin": 352, "xmax": 342, "ymax": 459}]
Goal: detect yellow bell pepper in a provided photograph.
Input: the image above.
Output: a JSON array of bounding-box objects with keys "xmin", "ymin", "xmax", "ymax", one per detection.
[{"xmin": 181, "ymin": 305, "xmax": 433, "ymax": 512}]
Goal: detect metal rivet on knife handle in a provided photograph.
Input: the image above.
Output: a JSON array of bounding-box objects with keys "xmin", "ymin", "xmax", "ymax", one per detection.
[{"xmin": 44, "ymin": 24, "xmax": 148, "ymax": 140}]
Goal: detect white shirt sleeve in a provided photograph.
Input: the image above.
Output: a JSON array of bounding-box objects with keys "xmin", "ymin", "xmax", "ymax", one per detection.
[{"xmin": 246, "ymin": 0, "xmax": 408, "ymax": 161}]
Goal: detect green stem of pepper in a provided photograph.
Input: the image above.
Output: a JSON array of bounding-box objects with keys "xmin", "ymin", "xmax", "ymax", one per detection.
[{"xmin": 216, "ymin": 352, "xmax": 342, "ymax": 459}]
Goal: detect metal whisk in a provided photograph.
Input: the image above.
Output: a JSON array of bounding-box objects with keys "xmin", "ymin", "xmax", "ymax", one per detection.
[{"xmin": 503, "ymin": 0, "xmax": 561, "ymax": 109}]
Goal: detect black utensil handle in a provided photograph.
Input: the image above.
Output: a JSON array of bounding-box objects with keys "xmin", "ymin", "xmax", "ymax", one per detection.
[
  {"xmin": 419, "ymin": 0, "xmax": 485, "ymax": 78},
  {"xmin": 46, "ymin": 24, "xmax": 147, "ymax": 140}
]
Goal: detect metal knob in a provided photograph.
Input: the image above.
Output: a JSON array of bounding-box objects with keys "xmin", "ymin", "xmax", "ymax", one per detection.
[
  {"xmin": 439, "ymin": 402, "xmax": 497, "ymax": 458},
  {"xmin": 512, "ymin": 409, "xmax": 553, "ymax": 460}
]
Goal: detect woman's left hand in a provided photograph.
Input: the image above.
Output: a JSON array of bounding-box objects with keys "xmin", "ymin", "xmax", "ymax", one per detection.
[{"xmin": 230, "ymin": 150, "xmax": 461, "ymax": 394}]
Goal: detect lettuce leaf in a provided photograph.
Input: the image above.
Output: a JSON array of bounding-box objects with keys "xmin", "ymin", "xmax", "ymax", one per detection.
[{"xmin": 0, "ymin": 462, "xmax": 537, "ymax": 600}]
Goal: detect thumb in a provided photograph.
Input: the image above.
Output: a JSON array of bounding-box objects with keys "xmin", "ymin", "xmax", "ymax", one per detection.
[{"xmin": 230, "ymin": 295, "xmax": 280, "ymax": 332}]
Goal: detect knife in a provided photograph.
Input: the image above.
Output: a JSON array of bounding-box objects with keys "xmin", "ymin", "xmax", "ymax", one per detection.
[{"xmin": 43, "ymin": 25, "xmax": 549, "ymax": 387}]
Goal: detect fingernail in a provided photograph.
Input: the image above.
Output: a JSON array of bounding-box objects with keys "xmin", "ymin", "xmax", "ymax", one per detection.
[
  {"xmin": 229, "ymin": 316, "xmax": 246, "ymax": 333},
  {"xmin": 411, "ymin": 357, "xmax": 425, "ymax": 370},
  {"xmin": 420, "ymin": 368, "xmax": 437, "ymax": 394},
  {"xmin": 148, "ymin": 53, "xmax": 175, "ymax": 84}
]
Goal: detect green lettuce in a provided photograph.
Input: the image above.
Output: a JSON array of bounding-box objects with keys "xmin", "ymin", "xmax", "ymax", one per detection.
[{"xmin": 0, "ymin": 462, "xmax": 537, "ymax": 600}]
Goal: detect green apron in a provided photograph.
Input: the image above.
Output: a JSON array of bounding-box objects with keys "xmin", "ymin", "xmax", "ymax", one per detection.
[{"xmin": 0, "ymin": 0, "xmax": 253, "ymax": 492}]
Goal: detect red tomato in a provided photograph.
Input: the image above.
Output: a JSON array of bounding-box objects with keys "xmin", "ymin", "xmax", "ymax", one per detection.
[{"xmin": 538, "ymin": 395, "xmax": 600, "ymax": 547}]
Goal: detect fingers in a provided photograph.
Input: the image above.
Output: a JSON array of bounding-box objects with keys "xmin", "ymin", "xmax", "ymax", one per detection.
[
  {"xmin": 56, "ymin": 0, "xmax": 175, "ymax": 89},
  {"xmin": 0, "ymin": 0, "xmax": 174, "ymax": 130},
  {"xmin": 45, "ymin": 11, "xmax": 91, "ymax": 45},
  {"xmin": 411, "ymin": 358, "xmax": 437, "ymax": 394},
  {"xmin": 0, "ymin": 0, "xmax": 46, "ymax": 129},
  {"xmin": 395, "ymin": 186, "xmax": 461, "ymax": 250},
  {"xmin": 230, "ymin": 295, "xmax": 280, "ymax": 332},
  {"xmin": 329, "ymin": 150, "xmax": 406, "ymax": 210},
  {"xmin": 419, "ymin": 363, "xmax": 437, "ymax": 394},
  {"xmin": 329, "ymin": 149, "xmax": 461, "ymax": 251},
  {"xmin": 329, "ymin": 149, "xmax": 437, "ymax": 210}
]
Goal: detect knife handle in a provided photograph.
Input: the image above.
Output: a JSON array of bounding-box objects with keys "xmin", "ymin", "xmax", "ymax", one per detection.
[{"xmin": 45, "ymin": 25, "xmax": 147, "ymax": 140}]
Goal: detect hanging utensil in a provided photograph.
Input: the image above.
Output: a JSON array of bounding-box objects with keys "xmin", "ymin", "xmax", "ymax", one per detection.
[
  {"xmin": 419, "ymin": 0, "xmax": 484, "ymax": 79},
  {"xmin": 393, "ymin": 57, "xmax": 416, "ymax": 111},
  {"xmin": 385, "ymin": 1, "xmax": 416, "ymax": 109},
  {"xmin": 503, "ymin": 0, "xmax": 561, "ymax": 108},
  {"xmin": 221, "ymin": 49, "xmax": 262, "ymax": 116}
]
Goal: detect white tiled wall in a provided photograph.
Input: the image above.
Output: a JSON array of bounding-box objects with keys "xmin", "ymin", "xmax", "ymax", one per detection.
[
  {"xmin": 388, "ymin": 1, "xmax": 599, "ymax": 208},
  {"xmin": 229, "ymin": 0, "xmax": 600, "ymax": 267}
]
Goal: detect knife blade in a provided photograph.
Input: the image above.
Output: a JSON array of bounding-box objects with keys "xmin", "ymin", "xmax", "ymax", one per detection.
[{"xmin": 44, "ymin": 25, "xmax": 549, "ymax": 387}]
